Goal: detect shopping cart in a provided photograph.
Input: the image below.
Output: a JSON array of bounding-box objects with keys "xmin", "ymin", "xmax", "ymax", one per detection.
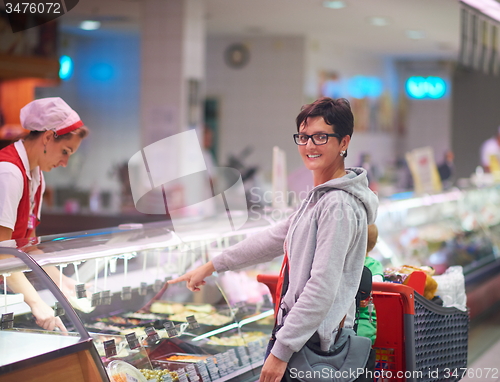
[
  {"xmin": 256, "ymin": 276, "xmax": 469, "ymax": 382},
  {"xmin": 371, "ymin": 281, "xmax": 468, "ymax": 382}
]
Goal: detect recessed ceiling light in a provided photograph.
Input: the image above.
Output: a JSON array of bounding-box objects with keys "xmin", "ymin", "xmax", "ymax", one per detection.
[
  {"xmin": 406, "ymin": 30, "xmax": 425, "ymax": 40},
  {"xmin": 322, "ymin": 1, "xmax": 346, "ymax": 9},
  {"xmin": 368, "ymin": 17, "xmax": 389, "ymax": 26},
  {"xmin": 79, "ymin": 20, "xmax": 101, "ymax": 31}
]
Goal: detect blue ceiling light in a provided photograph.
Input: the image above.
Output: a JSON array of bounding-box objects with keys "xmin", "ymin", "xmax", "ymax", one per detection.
[
  {"xmin": 59, "ymin": 55, "xmax": 73, "ymax": 80},
  {"xmin": 406, "ymin": 76, "xmax": 446, "ymax": 99}
]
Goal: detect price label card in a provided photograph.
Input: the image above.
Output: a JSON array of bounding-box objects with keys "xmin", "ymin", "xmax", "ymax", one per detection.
[{"xmin": 104, "ymin": 339, "xmax": 117, "ymax": 357}]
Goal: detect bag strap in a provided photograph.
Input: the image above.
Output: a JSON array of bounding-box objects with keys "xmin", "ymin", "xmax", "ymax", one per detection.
[
  {"xmin": 272, "ymin": 250, "xmax": 346, "ymax": 343},
  {"xmin": 335, "ymin": 315, "xmax": 346, "ymax": 342},
  {"xmin": 354, "ymin": 266, "xmax": 373, "ymax": 332},
  {"xmin": 271, "ymin": 250, "xmax": 289, "ymax": 339}
]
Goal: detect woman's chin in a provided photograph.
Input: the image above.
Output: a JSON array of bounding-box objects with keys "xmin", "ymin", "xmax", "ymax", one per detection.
[{"xmin": 302, "ymin": 161, "xmax": 320, "ymax": 171}]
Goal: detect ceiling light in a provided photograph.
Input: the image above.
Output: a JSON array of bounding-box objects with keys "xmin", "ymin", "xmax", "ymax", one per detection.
[
  {"xmin": 79, "ymin": 20, "xmax": 101, "ymax": 30},
  {"xmin": 322, "ymin": 1, "xmax": 346, "ymax": 9},
  {"xmin": 461, "ymin": 0, "xmax": 500, "ymax": 23},
  {"xmin": 368, "ymin": 17, "xmax": 389, "ymax": 27},
  {"xmin": 406, "ymin": 30, "xmax": 425, "ymax": 40}
]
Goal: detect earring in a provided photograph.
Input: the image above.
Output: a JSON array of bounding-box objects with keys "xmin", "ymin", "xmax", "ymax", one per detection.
[
  {"xmin": 44, "ymin": 145, "xmax": 46, "ymax": 154},
  {"xmin": 340, "ymin": 150, "xmax": 346, "ymax": 157}
]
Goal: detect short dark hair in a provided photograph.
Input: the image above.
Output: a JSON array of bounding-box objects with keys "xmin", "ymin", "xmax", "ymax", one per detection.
[{"xmin": 295, "ymin": 97, "xmax": 354, "ymax": 157}]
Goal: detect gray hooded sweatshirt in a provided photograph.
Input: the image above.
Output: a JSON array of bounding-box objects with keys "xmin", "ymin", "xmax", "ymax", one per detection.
[{"xmin": 212, "ymin": 167, "xmax": 379, "ymax": 363}]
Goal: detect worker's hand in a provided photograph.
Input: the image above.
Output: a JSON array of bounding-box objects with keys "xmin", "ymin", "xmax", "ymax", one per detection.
[
  {"xmin": 259, "ymin": 353, "xmax": 287, "ymax": 382},
  {"xmin": 168, "ymin": 261, "xmax": 215, "ymax": 292},
  {"xmin": 30, "ymin": 299, "xmax": 67, "ymax": 332}
]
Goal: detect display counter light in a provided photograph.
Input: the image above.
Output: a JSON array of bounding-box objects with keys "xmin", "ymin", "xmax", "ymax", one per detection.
[{"xmin": 191, "ymin": 309, "xmax": 274, "ymax": 342}]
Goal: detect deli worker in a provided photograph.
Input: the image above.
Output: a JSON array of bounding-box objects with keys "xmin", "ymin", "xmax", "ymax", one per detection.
[{"xmin": 0, "ymin": 97, "xmax": 89, "ymax": 331}]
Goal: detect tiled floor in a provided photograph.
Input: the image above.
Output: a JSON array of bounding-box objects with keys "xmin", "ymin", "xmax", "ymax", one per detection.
[{"xmin": 462, "ymin": 306, "xmax": 500, "ymax": 381}]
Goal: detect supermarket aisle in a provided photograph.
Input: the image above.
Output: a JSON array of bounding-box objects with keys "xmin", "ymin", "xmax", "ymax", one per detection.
[
  {"xmin": 462, "ymin": 305, "xmax": 500, "ymax": 381},
  {"xmin": 462, "ymin": 340, "xmax": 500, "ymax": 381}
]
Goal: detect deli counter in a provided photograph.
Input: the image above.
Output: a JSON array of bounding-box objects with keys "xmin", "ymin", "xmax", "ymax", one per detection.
[
  {"xmin": 373, "ymin": 184, "xmax": 500, "ymax": 318},
  {"xmin": 0, "ymin": 214, "xmax": 283, "ymax": 382}
]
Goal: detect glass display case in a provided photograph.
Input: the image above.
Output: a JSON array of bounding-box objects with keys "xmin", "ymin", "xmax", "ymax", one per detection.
[
  {"xmin": 373, "ymin": 185, "xmax": 500, "ymax": 282},
  {"xmin": 0, "ymin": 247, "xmax": 108, "ymax": 381},
  {"xmin": 0, "ymin": 213, "xmax": 283, "ymax": 382}
]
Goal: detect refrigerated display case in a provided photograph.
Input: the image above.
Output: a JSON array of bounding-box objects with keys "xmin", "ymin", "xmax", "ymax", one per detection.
[
  {"xmin": 0, "ymin": 213, "xmax": 283, "ymax": 382},
  {"xmin": 373, "ymin": 185, "xmax": 500, "ymax": 318},
  {"xmin": 374, "ymin": 185, "xmax": 500, "ymax": 275},
  {"xmin": 0, "ymin": 247, "xmax": 109, "ymax": 382}
]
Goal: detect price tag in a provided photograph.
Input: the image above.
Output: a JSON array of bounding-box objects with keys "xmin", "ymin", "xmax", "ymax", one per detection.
[
  {"xmin": 186, "ymin": 315, "xmax": 200, "ymax": 330},
  {"xmin": 75, "ymin": 283, "xmax": 87, "ymax": 299},
  {"xmin": 145, "ymin": 326, "xmax": 160, "ymax": 343},
  {"xmin": 121, "ymin": 286, "xmax": 132, "ymax": 300},
  {"xmin": 163, "ymin": 320, "xmax": 178, "ymax": 337},
  {"xmin": 104, "ymin": 339, "xmax": 117, "ymax": 357},
  {"xmin": 0, "ymin": 313, "xmax": 14, "ymax": 330},
  {"xmin": 139, "ymin": 282, "xmax": 148, "ymax": 296},
  {"xmin": 101, "ymin": 290, "xmax": 112, "ymax": 305},
  {"xmin": 125, "ymin": 332, "xmax": 141, "ymax": 350},
  {"xmin": 91, "ymin": 292, "xmax": 101, "ymax": 307},
  {"xmin": 205, "ymin": 357, "xmax": 220, "ymax": 380},
  {"xmin": 153, "ymin": 279, "xmax": 163, "ymax": 292},
  {"xmin": 53, "ymin": 301, "xmax": 65, "ymax": 317}
]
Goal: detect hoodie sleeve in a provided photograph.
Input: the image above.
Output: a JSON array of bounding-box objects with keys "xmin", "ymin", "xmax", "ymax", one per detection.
[
  {"xmin": 271, "ymin": 200, "xmax": 366, "ymax": 362},
  {"xmin": 212, "ymin": 217, "xmax": 292, "ymax": 272}
]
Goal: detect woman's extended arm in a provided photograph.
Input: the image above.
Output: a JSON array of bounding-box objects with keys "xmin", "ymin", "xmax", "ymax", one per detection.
[{"xmin": 169, "ymin": 217, "xmax": 292, "ymax": 290}]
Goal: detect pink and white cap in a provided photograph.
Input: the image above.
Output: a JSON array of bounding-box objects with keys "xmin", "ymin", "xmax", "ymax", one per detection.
[{"xmin": 20, "ymin": 97, "xmax": 83, "ymax": 136}]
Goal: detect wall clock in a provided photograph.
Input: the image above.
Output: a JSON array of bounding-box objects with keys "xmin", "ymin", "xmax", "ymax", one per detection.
[{"xmin": 224, "ymin": 43, "xmax": 250, "ymax": 69}]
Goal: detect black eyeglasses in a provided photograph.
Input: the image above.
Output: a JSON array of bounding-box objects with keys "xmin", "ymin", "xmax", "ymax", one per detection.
[{"xmin": 293, "ymin": 133, "xmax": 341, "ymax": 146}]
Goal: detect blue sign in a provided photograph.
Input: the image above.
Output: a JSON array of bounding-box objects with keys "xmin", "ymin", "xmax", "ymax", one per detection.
[
  {"xmin": 406, "ymin": 76, "xmax": 446, "ymax": 99},
  {"xmin": 59, "ymin": 55, "xmax": 73, "ymax": 80}
]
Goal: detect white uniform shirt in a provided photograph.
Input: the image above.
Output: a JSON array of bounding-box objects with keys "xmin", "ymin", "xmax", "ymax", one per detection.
[
  {"xmin": 480, "ymin": 137, "xmax": 500, "ymax": 167},
  {"xmin": 0, "ymin": 140, "xmax": 45, "ymax": 231}
]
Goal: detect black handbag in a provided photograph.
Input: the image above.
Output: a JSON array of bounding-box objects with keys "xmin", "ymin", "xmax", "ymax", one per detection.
[
  {"xmin": 283, "ymin": 327, "xmax": 372, "ymax": 382},
  {"xmin": 273, "ymin": 258, "xmax": 374, "ymax": 382}
]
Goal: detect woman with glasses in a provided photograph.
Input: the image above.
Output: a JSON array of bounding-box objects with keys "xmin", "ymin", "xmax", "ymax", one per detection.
[{"xmin": 170, "ymin": 97, "xmax": 378, "ymax": 382}]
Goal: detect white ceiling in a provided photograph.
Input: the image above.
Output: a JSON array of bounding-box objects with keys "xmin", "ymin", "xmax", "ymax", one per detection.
[{"xmin": 56, "ymin": 0, "xmax": 461, "ymax": 59}]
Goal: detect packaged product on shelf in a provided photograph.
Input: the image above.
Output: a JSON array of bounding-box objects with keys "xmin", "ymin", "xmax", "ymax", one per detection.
[
  {"xmin": 433, "ymin": 265, "xmax": 467, "ymax": 311},
  {"xmin": 107, "ymin": 360, "xmax": 148, "ymax": 382},
  {"xmin": 384, "ymin": 265, "xmax": 438, "ymax": 299}
]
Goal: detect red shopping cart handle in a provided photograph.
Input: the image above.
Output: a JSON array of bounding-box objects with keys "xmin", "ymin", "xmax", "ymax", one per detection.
[
  {"xmin": 257, "ymin": 274, "xmax": 279, "ymax": 304},
  {"xmin": 257, "ymin": 275, "xmax": 418, "ymax": 315},
  {"xmin": 372, "ymin": 281, "xmax": 415, "ymax": 315}
]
